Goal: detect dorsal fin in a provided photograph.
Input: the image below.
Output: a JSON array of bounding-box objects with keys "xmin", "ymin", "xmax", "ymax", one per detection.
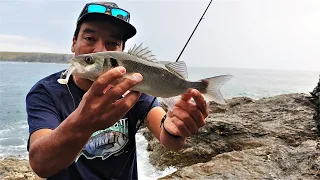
[
  {"xmin": 160, "ymin": 61, "xmax": 189, "ymax": 80},
  {"xmin": 127, "ymin": 43, "xmax": 157, "ymax": 62}
]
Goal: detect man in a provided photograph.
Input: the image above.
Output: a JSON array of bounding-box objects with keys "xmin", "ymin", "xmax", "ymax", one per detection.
[{"xmin": 26, "ymin": 2, "xmax": 208, "ymax": 180}]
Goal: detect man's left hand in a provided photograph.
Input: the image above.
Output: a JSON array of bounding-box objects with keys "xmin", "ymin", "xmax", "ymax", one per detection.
[{"xmin": 162, "ymin": 89, "xmax": 209, "ymax": 139}]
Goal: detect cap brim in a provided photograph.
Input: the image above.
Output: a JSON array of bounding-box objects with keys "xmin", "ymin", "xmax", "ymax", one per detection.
[{"xmin": 78, "ymin": 13, "xmax": 136, "ymax": 40}]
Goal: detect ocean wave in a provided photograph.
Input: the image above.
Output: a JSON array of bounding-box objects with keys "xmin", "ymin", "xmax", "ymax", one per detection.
[
  {"xmin": 0, "ymin": 137, "xmax": 27, "ymax": 146},
  {"xmin": 0, "ymin": 146, "xmax": 28, "ymax": 160},
  {"xmin": 0, "ymin": 128, "xmax": 11, "ymax": 135},
  {"xmin": 136, "ymin": 132, "xmax": 177, "ymax": 179}
]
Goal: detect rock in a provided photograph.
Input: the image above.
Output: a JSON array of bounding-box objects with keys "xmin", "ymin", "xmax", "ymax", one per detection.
[
  {"xmin": 0, "ymin": 158, "xmax": 42, "ymax": 180},
  {"xmin": 308, "ymin": 75, "xmax": 320, "ymax": 133},
  {"xmin": 142, "ymin": 93, "xmax": 320, "ymax": 179},
  {"xmin": 160, "ymin": 140, "xmax": 320, "ymax": 180}
]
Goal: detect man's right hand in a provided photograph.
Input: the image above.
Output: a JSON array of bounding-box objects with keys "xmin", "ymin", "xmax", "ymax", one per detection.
[
  {"xmin": 73, "ymin": 66, "xmax": 143, "ymax": 133},
  {"xmin": 28, "ymin": 66, "xmax": 142, "ymax": 178}
]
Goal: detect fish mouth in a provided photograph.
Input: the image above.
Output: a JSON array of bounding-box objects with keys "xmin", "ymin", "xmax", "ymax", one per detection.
[
  {"xmin": 57, "ymin": 65, "xmax": 76, "ymax": 85},
  {"xmin": 57, "ymin": 59, "xmax": 101, "ymax": 85},
  {"xmin": 57, "ymin": 60, "xmax": 85, "ymax": 84}
]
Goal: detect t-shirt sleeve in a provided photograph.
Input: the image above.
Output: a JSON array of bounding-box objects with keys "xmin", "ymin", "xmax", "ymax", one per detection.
[
  {"xmin": 133, "ymin": 93, "xmax": 161, "ymax": 121},
  {"xmin": 26, "ymin": 83, "xmax": 61, "ymax": 150}
]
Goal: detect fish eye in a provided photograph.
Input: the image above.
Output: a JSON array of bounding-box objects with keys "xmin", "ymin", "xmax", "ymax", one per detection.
[{"xmin": 84, "ymin": 56, "xmax": 94, "ymax": 64}]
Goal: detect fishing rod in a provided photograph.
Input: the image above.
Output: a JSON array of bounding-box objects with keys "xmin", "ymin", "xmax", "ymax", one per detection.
[
  {"xmin": 117, "ymin": 0, "xmax": 213, "ymax": 178},
  {"xmin": 138, "ymin": 0, "xmax": 214, "ymax": 134},
  {"xmin": 176, "ymin": 0, "xmax": 213, "ymax": 62}
]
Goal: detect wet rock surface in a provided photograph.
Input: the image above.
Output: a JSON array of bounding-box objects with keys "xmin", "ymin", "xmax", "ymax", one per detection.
[{"xmin": 142, "ymin": 93, "xmax": 320, "ymax": 179}]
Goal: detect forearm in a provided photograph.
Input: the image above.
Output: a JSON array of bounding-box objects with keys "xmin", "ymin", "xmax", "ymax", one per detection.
[
  {"xmin": 29, "ymin": 112, "xmax": 93, "ymax": 178},
  {"xmin": 146, "ymin": 107, "xmax": 187, "ymax": 151},
  {"xmin": 160, "ymin": 126, "xmax": 186, "ymax": 151}
]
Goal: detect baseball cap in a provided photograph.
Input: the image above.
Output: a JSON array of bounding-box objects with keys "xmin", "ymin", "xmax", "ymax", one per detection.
[{"xmin": 74, "ymin": 1, "xmax": 137, "ymax": 41}]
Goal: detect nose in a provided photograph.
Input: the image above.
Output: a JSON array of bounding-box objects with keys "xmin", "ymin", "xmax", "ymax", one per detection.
[{"xmin": 93, "ymin": 40, "xmax": 107, "ymax": 53}]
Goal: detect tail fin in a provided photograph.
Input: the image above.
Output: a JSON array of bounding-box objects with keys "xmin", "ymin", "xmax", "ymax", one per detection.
[{"xmin": 201, "ymin": 75, "xmax": 233, "ymax": 105}]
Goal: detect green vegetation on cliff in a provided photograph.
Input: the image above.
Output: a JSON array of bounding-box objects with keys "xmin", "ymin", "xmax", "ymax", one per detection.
[{"xmin": 0, "ymin": 51, "xmax": 74, "ymax": 64}]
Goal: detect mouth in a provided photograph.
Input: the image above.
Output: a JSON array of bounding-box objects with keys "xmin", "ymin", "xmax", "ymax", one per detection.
[{"xmin": 57, "ymin": 65, "xmax": 76, "ymax": 85}]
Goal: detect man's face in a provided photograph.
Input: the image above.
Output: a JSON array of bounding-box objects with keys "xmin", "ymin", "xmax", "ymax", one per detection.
[{"xmin": 72, "ymin": 20, "xmax": 124, "ymax": 56}]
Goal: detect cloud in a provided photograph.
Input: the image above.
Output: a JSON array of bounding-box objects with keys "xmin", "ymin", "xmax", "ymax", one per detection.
[
  {"xmin": 0, "ymin": 34, "xmax": 27, "ymax": 41},
  {"xmin": 0, "ymin": 34, "xmax": 71, "ymax": 54}
]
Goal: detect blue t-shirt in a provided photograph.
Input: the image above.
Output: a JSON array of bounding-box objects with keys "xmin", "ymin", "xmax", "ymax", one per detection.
[{"xmin": 26, "ymin": 70, "xmax": 160, "ymax": 180}]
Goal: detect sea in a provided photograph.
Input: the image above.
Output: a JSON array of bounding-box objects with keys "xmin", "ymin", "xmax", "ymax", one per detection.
[{"xmin": 0, "ymin": 61, "xmax": 318, "ymax": 179}]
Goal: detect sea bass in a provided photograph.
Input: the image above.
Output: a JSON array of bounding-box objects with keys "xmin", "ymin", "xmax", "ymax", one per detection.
[{"xmin": 58, "ymin": 43, "xmax": 233, "ymax": 109}]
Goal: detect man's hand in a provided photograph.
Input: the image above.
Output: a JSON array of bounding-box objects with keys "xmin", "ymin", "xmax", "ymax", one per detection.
[
  {"xmin": 160, "ymin": 89, "xmax": 209, "ymax": 150},
  {"xmin": 73, "ymin": 66, "xmax": 143, "ymax": 133}
]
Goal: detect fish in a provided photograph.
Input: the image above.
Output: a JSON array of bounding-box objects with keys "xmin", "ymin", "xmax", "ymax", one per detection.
[{"xmin": 57, "ymin": 43, "xmax": 233, "ymax": 110}]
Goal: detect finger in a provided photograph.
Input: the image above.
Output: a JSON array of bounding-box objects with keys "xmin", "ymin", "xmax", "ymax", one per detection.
[
  {"xmin": 103, "ymin": 73, "xmax": 143, "ymax": 103},
  {"xmin": 180, "ymin": 92, "xmax": 192, "ymax": 102},
  {"xmin": 167, "ymin": 109, "xmax": 174, "ymax": 118},
  {"xmin": 89, "ymin": 66, "xmax": 127, "ymax": 96},
  {"xmin": 175, "ymin": 102, "xmax": 206, "ymax": 128},
  {"xmin": 109, "ymin": 91, "xmax": 142, "ymax": 119},
  {"xmin": 172, "ymin": 107, "xmax": 198, "ymax": 134},
  {"xmin": 103, "ymin": 85, "xmax": 113, "ymax": 94},
  {"xmin": 190, "ymin": 89, "xmax": 208, "ymax": 117},
  {"xmin": 166, "ymin": 116, "xmax": 191, "ymax": 137}
]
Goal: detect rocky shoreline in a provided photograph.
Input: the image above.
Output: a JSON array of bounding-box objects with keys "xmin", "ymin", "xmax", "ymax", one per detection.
[
  {"xmin": 308, "ymin": 75, "xmax": 320, "ymax": 134},
  {"xmin": 0, "ymin": 158, "xmax": 42, "ymax": 180},
  {"xmin": 142, "ymin": 93, "xmax": 320, "ymax": 179},
  {"xmin": 1, "ymin": 91, "xmax": 319, "ymax": 179}
]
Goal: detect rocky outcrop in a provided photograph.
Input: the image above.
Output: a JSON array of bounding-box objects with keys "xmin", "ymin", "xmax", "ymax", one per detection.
[
  {"xmin": 142, "ymin": 93, "xmax": 320, "ymax": 179},
  {"xmin": 160, "ymin": 141, "xmax": 319, "ymax": 180},
  {"xmin": 308, "ymin": 75, "xmax": 320, "ymax": 133},
  {"xmin": 0, "ymin": 158, "xmax": 42, "ymax": 180}
]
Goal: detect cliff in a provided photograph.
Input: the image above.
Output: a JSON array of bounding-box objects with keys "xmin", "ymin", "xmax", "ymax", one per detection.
[{"xmin": 0, "ymin": 51, "xmax": 73, "ymax": 63}]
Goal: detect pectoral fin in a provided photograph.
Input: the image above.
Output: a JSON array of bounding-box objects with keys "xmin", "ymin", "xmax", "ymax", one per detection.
[{"xmin": 160, "ymin": 95, "xmax": 181, "ymax": 111}]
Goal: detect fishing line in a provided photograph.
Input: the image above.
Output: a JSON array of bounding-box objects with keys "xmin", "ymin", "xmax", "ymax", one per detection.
[
  {"xmin": 117, "ymin": 0, "xmax": 213, "ymax": 179},
  {"xmin": 61, "ymin": 70, "xmax": 76, "ymax": 111},
  {"xmin": 66, "ymin": 84, "xmax": 76, "ymax": 110}
]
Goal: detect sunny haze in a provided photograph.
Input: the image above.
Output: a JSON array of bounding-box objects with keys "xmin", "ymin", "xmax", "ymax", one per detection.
[{"xmin": 0, "ymin": 0, "xmax": 319, "ymax": 71}]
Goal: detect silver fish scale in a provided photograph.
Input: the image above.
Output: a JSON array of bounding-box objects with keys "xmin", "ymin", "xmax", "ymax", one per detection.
[{"xmin": 106, "ymin": 52, "xmax": 203, "ymax": 98}]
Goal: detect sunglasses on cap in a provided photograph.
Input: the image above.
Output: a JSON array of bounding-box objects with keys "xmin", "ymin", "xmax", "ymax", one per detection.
[{"xmin": 78, "ymin": 3, "xmax": 131, "ymax": 23}]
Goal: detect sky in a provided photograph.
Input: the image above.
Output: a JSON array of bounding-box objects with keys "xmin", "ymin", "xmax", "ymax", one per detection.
[{"xmin": 0, "ymin": 0, "xmax": 320, "ymax": 71}]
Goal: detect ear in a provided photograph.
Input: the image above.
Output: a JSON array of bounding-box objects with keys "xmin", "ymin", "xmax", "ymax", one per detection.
[{"xmin": 71, "ymin": 37, "xmax": 76, "ymax": 53}]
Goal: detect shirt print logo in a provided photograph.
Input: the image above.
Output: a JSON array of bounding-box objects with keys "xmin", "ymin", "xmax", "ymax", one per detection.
[{"xmin": 80, "ymin": 118, "xmax": 129, "ymax": 160}]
